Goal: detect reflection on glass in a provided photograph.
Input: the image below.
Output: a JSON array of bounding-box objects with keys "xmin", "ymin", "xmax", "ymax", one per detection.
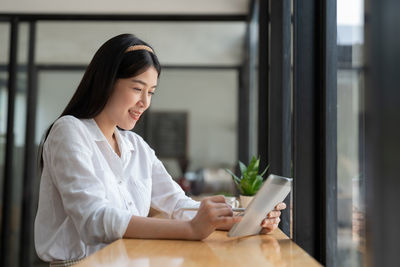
[
  {"xmin": 36, "ymin": 21, "xmax": 245, "ymax": 66},
  {"xmin": 1, "ymin": 19, "xmax": 245, "ymax": 267},
  {"xmin": 337, "ymin": 0, "xmax": 365, "ymax": 266},
  {"xmin": 35, "ymin": 22, "xmax": 240, "ymax": 183},
  {"xmin": 5, "ymin": 22, "xmax": 30, "ymax": 267},
  {"xmin": 0, "ymin": 22, "xmax": 10, "ymax": 244},
  {"xmin": 35, "ymin": 71, "xmax": 82, "ymax": 144}
]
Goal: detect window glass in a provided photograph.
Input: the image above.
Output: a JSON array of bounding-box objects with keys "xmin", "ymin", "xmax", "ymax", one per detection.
[
  {"xmin": 35, "ymin": 21, "xmax": 241, "ymax": 195},
  {"xmin": 0, "ymin": 22, "xmax": 10, "ymax": 242},
  {"xmin": 337, "ymin": 0, "xmax": 365, "ymax": 265}
]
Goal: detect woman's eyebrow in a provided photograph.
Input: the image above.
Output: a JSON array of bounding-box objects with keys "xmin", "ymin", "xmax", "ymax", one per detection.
[{"xmin": 131, "ymin": 79, "xmax": 157, "ymax": 88}]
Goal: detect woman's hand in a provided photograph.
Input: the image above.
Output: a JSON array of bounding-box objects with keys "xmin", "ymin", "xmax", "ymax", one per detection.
[
  {"xmin": 189, "ymin": 195, "xmax": 242, "ymax": 240},
  {"xmin": 259, "ymin": 202, "xmax": 287, "ymax": 234}
]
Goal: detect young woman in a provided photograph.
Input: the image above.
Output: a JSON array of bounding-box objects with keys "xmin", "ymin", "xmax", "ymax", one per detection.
[{"xmin": 34, "ymin": 33, "xmax": 286, "ymax": 264}]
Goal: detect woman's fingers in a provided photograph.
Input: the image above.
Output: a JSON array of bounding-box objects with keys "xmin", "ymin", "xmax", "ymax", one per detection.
[
  {"xmin": 274, "ymin": 202, "xmax": 287, "ymax": 210},
  {"xmin": 195, "ymin": 196, "xmax": 286, "ymax": 237},
  {"xmin": 201, "ymin": 199, "xmax": 233, "ymax": 216},
  {"xmin": 260, "ymin": 227, "xmax": 274, "ymax": 234},
  {"xmin": 267, "ymin": 210, "xmax": 281, "ymax": 218},
  {"xmin": 191, "ymin": 196, "xmax": 236, "ymax": 239},
  {"xmin": 211, "ymin": 206, "xmax": 233, "ymax": 218},
  {"xmin": 262, "ymin": 217, "xmax": 280, "ymax": 227},
  {"xmin": 206, "ymin": 195, "xmax": 226, "ymax": 203},
  {"xmin": 262, "ymin": 202, "xmax": 286, "ymax": 229},
  {"xmin": 196, "ymin": 196, "xmax": 239, "ymax": 227},
  {"xmin": 260, "ymin": 217, "xmax": 280, "ymax": 234},
  {"xmin": 213, "ymin": 202, "xmax": 233, "ymax": 210}
]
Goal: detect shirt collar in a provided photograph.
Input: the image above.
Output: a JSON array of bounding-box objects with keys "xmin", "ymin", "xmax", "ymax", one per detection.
[
  {"xmin": 114, "ymin": 127, "xmax": 135, "ymax": 152},
  {"xmin": 84, "ymin": 119, "xmax": 135, "ymax": 152},
  {"xmin": 85, "ymin": 118, "xmax": 107, "ymax": 142}
]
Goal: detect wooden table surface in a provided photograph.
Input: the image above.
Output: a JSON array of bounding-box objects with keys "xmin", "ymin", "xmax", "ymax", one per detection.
[{"xmin": 76, "ymin": 229, "xmax": 321, "ymax": 267}]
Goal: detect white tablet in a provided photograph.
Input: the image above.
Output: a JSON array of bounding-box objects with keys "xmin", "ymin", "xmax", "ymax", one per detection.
[{"xmin": 228, "ymin": 174, "xmax": 292, "ymax": 237}]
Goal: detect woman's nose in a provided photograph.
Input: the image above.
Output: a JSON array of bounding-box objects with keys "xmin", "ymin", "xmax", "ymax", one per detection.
[{"xmin": 139, "ymin": 93, "xmax": 149, "ymax": 108}]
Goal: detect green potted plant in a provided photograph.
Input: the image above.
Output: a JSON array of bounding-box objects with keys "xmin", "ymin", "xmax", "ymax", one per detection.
[{"xmin": 225, "ymin": 156, "xmax": 269, "ymax": 208}]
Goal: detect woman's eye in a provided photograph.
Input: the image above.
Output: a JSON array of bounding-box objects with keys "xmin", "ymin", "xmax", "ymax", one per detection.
[{"xmin": 132, "ymin": 87, "xmax": 154, "ymax": 96}]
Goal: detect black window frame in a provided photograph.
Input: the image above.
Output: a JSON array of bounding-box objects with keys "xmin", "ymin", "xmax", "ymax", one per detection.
[{"xmin": 364, "ymin": 0, "xmax": 400, "ymax": 266}]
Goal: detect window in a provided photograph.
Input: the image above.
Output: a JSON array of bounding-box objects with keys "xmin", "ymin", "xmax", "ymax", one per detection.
[{"xmin": 337, "ymin": 0, "xmax": 365, "ymax": 266}]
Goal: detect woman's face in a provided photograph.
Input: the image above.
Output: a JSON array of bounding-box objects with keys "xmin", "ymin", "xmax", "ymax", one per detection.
[{"xmin": 104, "ymin": 66, "xmax": 158, "ymax": 130}]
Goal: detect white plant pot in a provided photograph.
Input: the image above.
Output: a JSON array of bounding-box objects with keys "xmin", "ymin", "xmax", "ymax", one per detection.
[{"xmin": 240, "ymin": 195, "xmax": 254, "ymax": 209}]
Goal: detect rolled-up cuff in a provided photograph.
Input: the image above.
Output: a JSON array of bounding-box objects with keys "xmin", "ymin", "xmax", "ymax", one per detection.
[{"xmin": 104, "ymin": 208, "xmax": 132, "ymax": 242}]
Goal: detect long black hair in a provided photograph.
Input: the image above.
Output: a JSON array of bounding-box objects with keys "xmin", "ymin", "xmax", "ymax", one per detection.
[{"xmin": 39, "ymin": 33, "xmax": 161, "ymax": 170}]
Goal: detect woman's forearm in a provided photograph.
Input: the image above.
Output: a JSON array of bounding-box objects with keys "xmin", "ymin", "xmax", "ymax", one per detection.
[
  {"xmin": 123, "ymin": 196, "xmax": 243, "ymax": 241},
  {"xmin": 123, "ymin": 215, "xmax": 197, "ymax": 240}
]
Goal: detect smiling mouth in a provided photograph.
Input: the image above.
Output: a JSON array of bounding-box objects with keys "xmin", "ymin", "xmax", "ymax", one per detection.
[{"xmin": 128, "ymin": 110, "xmax": 142, "ymax": 120}]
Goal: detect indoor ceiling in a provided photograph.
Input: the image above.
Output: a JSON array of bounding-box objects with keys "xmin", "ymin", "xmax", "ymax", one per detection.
[
  {"xmin": 0, "ymin": 0, "xmax": 251, "ymax": 66},
  {"xmin": 0, "ymin": 0, "xmax": 250, "ymax": 15}
]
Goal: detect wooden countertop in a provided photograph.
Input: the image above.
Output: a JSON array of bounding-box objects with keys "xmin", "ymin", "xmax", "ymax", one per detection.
[{"xmin": 76, "ymin": 229, "xmax": 321, "ymax": 267}]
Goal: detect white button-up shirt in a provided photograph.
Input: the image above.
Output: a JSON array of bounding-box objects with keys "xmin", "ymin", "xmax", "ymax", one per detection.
[{"xmin": 34, "ymin": 115, "xmax": 199, "ymax": 262}]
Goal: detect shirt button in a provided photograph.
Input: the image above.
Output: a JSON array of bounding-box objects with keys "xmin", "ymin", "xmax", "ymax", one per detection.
[
  {"xmin": 128, "ymin": 201, "xmax": 132, "ymax": 206},
  {"xmin": 118, "ymin": 180, "xmax": 122, "ymax": 185}
]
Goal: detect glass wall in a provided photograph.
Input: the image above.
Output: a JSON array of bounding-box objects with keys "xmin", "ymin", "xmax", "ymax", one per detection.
[
  {"xmin": 11, "ymin": 22, "xmax": 29, "ymax": 267},
  {"xmin": 337, "ymin": 0, "xmax": 365, "ymax": 266},
  {"xmin": 35, "ymin": 68, "xmax": 238, "ymax": 178},
  {"xmin": 0, "ymin": 22, "xmax": 10, "ymax": 242},
  {"xmin": 0, "ymin": 21, "xmax": 30, "ymax": 267},
  {"xmin": 35, "ymin": 21, "xmax": 243, "ymax": 181},
  {"xmin": 0, "ymin": 18, "xmax": 248, "ymax": 267}
]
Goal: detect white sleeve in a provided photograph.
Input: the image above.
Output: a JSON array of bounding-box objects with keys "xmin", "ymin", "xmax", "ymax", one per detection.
[
  {"xmin": 47, "ymin": 118, "xmax": 132, "ymax": 245},
  {"xmin": 150, "ymin": 158, "xmax": 200, "ymax": 220}
]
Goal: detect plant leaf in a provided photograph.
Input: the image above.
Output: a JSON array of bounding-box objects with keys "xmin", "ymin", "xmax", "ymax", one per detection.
[
  {"xmin": 253, "ymin": 157, "xmax": 260, "ymax": 171},
  {"xmin": 260, "ymin": 164, "xmax": 270, "ymax": 177},
  {"xmin": 247, "ymin": 170, "xmax": 257, "ymax": 178},
  {"xmin": 225, "ymin": 168, "xmax": 241, "ymax": 186},
  {"xmin": 240, "ymin": 178, "xmax": 252, "ymax": 195},
  {"xmin": 225, "ymin": 168, "xmax": 239, "ymax": 180},
  {"xmin": 243, "ymin": 184, "xmax": 255, "ymax": 196},
  {"xmin": 247, "ymin": 156, "xmax": 257, "ymax": 171},
  {"xmin": 239, "ymin": 161, "xmax": 247, "ymax": 175},
  {"xmin": 252, "ymin": 176, "xmax": 263, "ymax": 192},
  {"xmin": 233, "ymin": 178, "xmax": 241, "ymax": 188},
  {"xmin": 243, "ymin": 171, "xmax": 249, "ymax": 179},
  {"xmin": 234, "ymin": 156, "xmax": 269, "ymax": 196}
]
